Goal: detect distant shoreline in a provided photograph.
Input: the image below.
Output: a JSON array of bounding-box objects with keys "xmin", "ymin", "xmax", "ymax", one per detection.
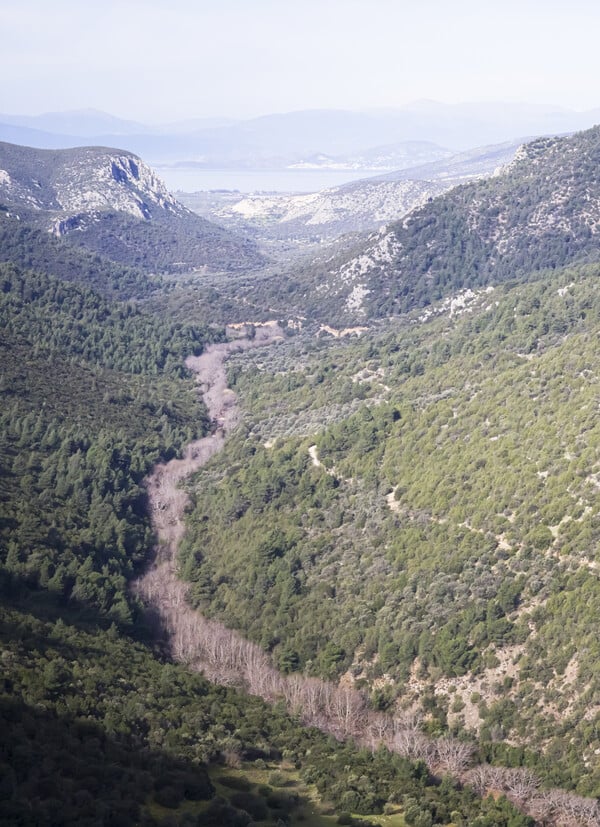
[{"xmin": 156, "ymin": 165, "xmax": 384, "ymax": 194}]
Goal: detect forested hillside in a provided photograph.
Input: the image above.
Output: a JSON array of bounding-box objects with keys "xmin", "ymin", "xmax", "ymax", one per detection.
[
  {"xmin": 3, "ymin": 589, "xmax": 536, "ymax": 826},
  {"xmin": 0, "ymin": 216, "xmax": 158, "ymax": 299},
  {"xmin": 0, "ymin": 261, "xmax": 213, "ymax": 621},
  {"xmin": 179, "ymin": 264, "xmax": 600, "ymax": 801},
  {"xmin": 0, "ymin": 254, "xmax": 535, "ymax": 825},
  {"xmin": 237, "ymin": 125, "xmax": 600, "ymax": 323}
]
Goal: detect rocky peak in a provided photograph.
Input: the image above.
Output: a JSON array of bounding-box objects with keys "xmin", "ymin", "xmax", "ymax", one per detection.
[
  {"xmin": 0, "ymin": 141, "xmax": 267, "ymax": 274},
  {"xmin": 0, "ymin": 141, "xmax": 189, "ymax": 225}
]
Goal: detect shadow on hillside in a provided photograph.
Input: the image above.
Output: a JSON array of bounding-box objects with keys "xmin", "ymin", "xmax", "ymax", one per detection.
[
  {"xmin": 0, "ymin": 572, "xmax": 274, "ymax": 827},
  {"xmin": 0, "ymin": 566, "xmax": 162, "ymax": 646},
  {"xmin": 0, "ymin": 695, "xmax": 216, "ymax": 827}
]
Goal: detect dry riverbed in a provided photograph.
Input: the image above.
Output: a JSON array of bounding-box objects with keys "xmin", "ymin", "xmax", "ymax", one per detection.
[{"xmin": 133, "ymin": 324, "xmax": 283, "ymax": 611}]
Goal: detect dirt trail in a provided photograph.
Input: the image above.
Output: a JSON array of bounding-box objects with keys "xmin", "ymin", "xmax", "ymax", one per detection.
[{"xmin": 133, "ymin": 324, "xmax": 283, "ymax": 602}]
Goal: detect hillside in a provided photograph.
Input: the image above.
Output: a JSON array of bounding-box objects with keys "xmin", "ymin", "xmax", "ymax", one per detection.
[
  {"xmin": 178, "ymin": 264, "xmax": 600, "ymax": 801},
  {"xmin": 177, "ymin": 141, "xmax": 521, "ymax": 251},
  {"xmin": 373, "ymin": 139, "xmax": 524, "ymax": 184},
  {"xmin": 0, "ymin": 141, "xmax": 265, "ymax": 273},
  {"xmin": 245, "ymin": 125, "xmax": 600, "ymax": 322},
  {"xmin": 180, "ymin": 179, "xmax": 450, "ymax": 248},
  {"xmin": 0, "ymin": 215, "xmax": 160, "ymax": 299},
  {"xmin": 0, "ymin": 259, "xmax": 537, "ymax": 826}
]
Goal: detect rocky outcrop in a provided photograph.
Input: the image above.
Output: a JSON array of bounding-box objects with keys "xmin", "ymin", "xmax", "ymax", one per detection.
[
  {"xmin": 0, "ymin": 142, "xmax": 186, "ymax": 219},
  {"xmin": 0, "ymin": 140, "xmax": 266, "ymax": 274},
  {"xmin": 275, "ymin": 125, "xmax": 600, "ymax": 322}
]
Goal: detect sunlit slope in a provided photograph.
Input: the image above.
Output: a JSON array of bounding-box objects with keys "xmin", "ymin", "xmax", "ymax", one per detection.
[
  {"xmin": 244, "ymin": 125, "xmax": 600, "ymax": 323},
  {"xmin": 179, "ymin": 266, "xmax": 600, "ymax": 791}
]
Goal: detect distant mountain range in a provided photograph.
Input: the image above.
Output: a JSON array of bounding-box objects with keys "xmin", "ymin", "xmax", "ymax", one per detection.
[
  {"xmin": 0, "ymin": 141, "xmax": 265, "ymax": 276},
  {"xmin": 2, "ymin": 102, "xmax": 599, "ymax": 173}
]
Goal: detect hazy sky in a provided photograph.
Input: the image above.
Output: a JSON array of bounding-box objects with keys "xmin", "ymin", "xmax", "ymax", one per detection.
[{"xmin": 3, "ymin": 0, "xmax": 600, "ymax": 122}]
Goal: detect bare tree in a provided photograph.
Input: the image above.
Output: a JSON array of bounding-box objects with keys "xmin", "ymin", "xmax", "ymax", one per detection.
[
  {"xmin": 392, "ymin": 727, "xmax": 435, "ymax": 765},
  {"xmin": 465, "ymin": 764, "xmax": 500, "ymax": 796},
  {"xmin": 366, "ymin": 711, "xmax": 391, "ymax": 751},
  {"xmin": 328, "ymin": 685, "xmax": 367, "ymax": 738},
  {"xmin": 502, "ymin": 767, "xmax": 540, "ymax": 806},
  {"xmin": 434, "ymin": 736, "xmax": 475, "ymax": 776}
]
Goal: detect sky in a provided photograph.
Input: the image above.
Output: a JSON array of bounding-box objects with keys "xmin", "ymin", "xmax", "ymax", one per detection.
[{"xmin": 2, "ymin": 0, "xmax": 600, "ymax": 123}]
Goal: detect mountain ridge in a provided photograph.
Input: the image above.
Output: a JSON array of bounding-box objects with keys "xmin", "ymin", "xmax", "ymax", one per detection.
[
  {"xmin": 254, "ymin": 124, "xmax": 600, "ymax": 322},
  {"xmin": 0, "ymin": 140, "xmax": 266, "ymax": 274},
  {"xmin": 3, "ymin": 101, "xmax": 600, "ymax": 172}
]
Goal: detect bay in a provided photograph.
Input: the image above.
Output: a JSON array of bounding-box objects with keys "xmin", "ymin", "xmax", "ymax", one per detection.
[{"xmin": 154, "ymin": 165, "xmax": 382, "ymax": 194}]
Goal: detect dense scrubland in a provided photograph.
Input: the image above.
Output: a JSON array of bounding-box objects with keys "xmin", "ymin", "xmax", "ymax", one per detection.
[{"xmin": 179, "ymin": 265, "xmax": 600, "ymax": 802}]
